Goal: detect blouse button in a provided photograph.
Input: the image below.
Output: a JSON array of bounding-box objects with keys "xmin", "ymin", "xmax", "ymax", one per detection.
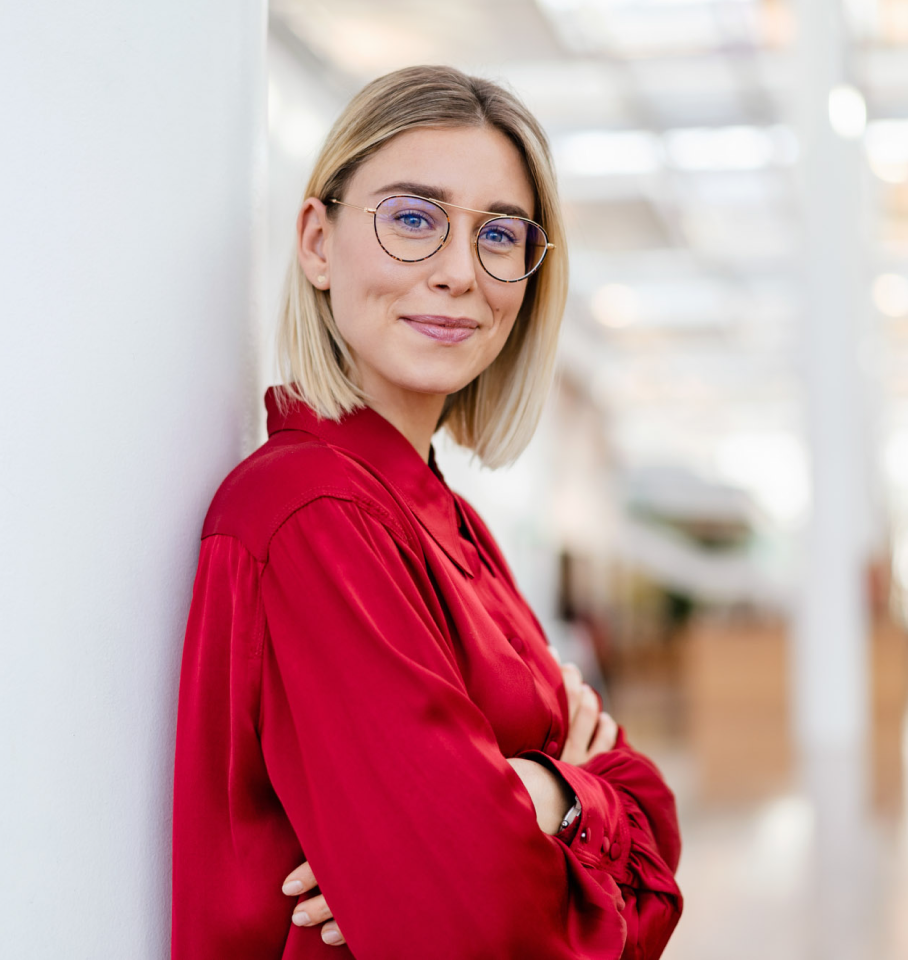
[
  {"xmin": 580, "ymin": 828, "xmax": 589, "ymax": 843},
  {"xmin": 609, "ymin": 841, "xmax": 621, "ymax": 860},
  {"xmin": 545, "ymin": 739, "xmax": 560, "ymax": 757},
  {"xmin": 508, "ymin": 635, "xmax": 525, "ymax": 655},
  {"xmin": 601, "ymin": 837, "xmax": 610, "ymax": 856}
]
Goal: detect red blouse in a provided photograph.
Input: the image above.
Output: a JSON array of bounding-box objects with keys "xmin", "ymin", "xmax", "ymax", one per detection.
[{"xmin": 171, "ymin": 387, "xmax": 682, "ymax": 960}]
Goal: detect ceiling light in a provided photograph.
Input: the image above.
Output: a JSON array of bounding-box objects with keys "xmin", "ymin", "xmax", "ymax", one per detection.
[
  {"xmin": 873, "ymin": 274, "xmax": 908, "ymax": 318},
  {"xmin": 828, "ymin": 84, "xmax": 867, "ymax": 140},
  {"xmin": 866, "ymin": 119, "xmax": 908, "ymax": 183},
  {"xmin": 869, "ymin": 159, "xmax": 908, "ymax": 184}
]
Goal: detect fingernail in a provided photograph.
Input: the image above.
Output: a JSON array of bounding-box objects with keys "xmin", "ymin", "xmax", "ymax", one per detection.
[
  {"xmin": 283, "ymin": 880, "xmax": 304, "ymax": 895},
  {"xmin": 292, "ymin": 910, "xmax": 310, "ymax": 926},
  {"xmin": 323, "ymin": 929, "xmax": 342, "ymax": 944}
]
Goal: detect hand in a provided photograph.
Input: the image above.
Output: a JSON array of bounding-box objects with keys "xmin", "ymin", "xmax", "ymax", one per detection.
[
  {"xmin": 558, "ymin": 661, "xmax": 618, "ymax": 765},
  {"xmin": 282, "ymin": 861, "xmax": 346, "ymax": 947}
]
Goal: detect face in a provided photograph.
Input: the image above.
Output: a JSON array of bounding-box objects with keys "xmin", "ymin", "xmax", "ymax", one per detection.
[{"xmin": 297, "ymin": 125, "xmax": 537, "ymax": 415}]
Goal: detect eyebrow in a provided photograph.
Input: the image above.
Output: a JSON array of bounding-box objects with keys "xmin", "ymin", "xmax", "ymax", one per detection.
[{"xmin": 371, "ymin": 181, "xmax": 533, "ymax": 220}]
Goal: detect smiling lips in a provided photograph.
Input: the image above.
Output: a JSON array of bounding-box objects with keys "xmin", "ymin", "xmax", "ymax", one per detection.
[{"xmin": 399, "ymin": 315, "xmax": 479, "ymax": 344}]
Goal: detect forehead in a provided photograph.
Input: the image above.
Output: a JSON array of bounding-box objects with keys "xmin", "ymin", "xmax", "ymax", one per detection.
[{"xmin": 347, "ymin": 125, "xmax": 536, "ymax": 213}]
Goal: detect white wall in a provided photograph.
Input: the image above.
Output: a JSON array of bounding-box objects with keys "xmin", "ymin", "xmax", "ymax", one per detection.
[{"xmin": 0, "ymin": 3, "xmax": 266, "ymax": 957}]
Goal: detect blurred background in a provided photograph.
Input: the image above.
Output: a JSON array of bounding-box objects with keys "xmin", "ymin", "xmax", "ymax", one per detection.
[
  {"xmin": 2, "ymin": 2, "xmax": 906, "ymax": 958},
  {"xmin": 265, "ymin": 2, "xmax": 907, "ymax": 958}
]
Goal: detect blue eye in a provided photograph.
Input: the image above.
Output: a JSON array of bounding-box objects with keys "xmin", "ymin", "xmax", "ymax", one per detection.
[
  {"xmin": 479, "ymin": 219, "xmax": 523, "ymax": 250},
  {"xmin": 397, "ymin": 211, "xmax": 431, "ymax": 230},
  {"xmin": 383, "ymin": 207, "xmax": 445, "ymax": 236}
]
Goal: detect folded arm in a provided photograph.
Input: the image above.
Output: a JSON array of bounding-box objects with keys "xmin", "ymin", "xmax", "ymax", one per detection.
[
  {"xmin": 260, "ymin": 494, "xmax": 678, "ymax": 959},
  {"xmin": 516, "ymin": 730, "xmax": 683, "ymax": 959}
]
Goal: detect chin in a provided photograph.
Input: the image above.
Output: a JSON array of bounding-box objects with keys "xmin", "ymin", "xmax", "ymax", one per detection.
[
  {"xmin": 390, "ymin": 363, "xmax": 480, "ymax": 398},
  {"xmin": 401, "ymin": 377, "xmax": 472, "ymax": 397}
]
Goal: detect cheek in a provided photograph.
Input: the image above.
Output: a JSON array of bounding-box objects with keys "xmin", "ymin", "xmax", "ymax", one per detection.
[
  {"xmin": 490, "ymin": 286, "xmax": 528, "ymax": 336},
  {"xmin": 328, "ymin": 245, "xmax": 399, "ymax": 334},
  {"xmin": 332, "ymin": 234, "xmax": 414, "ymax": 307}
]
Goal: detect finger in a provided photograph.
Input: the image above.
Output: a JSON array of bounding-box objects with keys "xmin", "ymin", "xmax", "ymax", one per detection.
[
  {"xmin": 562, "ymin": 684, "xmax": 600, "ymax": 763},
  {"xmin": 560, "ymin": 662, "xmax": 583, "ymax": 723},
  {"xmin": 589, "ymin": 711, "xmax": 618, "ymax": 754},
  {"xmin": 282, "ymin": 860, "xmax": 318, "ymax": 896},
  {"xmin": 321, "ymin": 920, "xmax": 347, "ymax": 946},
  {"xmin": 564, "ymin": 671, "xmax": 590, "ymax": 732},
  {"xmin": 291, "ymin": 893, "xmax": 333, "ymax": 927}
]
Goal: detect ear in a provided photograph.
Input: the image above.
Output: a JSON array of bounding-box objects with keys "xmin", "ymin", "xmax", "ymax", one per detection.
[{"xmin": 296, "ymin": 197, "xmax": 331, "ymax": 290}]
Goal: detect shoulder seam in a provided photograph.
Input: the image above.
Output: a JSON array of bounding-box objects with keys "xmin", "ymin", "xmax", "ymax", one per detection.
[
  {"xmin": 211, "ymin": 487, "xmax": 417, "ymax": 562},
  {"xmin": 192, "ymin": 532, "xmax": 268, "ymax": 662}
]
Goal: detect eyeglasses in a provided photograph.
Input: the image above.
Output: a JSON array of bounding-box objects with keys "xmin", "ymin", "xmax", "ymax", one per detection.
[{"xmin": 328, "ymin": 194, "xmax": 554, "ymax": 283}]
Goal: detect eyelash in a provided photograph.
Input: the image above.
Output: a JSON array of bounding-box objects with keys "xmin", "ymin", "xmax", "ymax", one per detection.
[
  {"xmin": 481, "ymin": 224, "xmax": 519, "ymax": 244},
  {"xmin": 394, "ymin": 210, "xmax": 440, "ymax": 230}
]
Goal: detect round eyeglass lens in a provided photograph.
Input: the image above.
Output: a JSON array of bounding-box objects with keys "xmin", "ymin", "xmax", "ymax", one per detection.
[
  {"xmin": 374, "ymin": 196, "xmax": 448, "ymax": 263},
  {"xmin": 477, "ymin": 217, "xmax": 548, "ymax": 282}
]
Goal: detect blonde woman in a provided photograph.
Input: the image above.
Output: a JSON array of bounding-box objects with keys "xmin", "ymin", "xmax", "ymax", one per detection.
[{"xmin": 172, "ymin": 65, "xmax": 682, "ymax": 959}]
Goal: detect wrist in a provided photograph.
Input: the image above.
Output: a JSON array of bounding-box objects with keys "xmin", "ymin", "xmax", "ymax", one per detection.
[
  {"xmin": 528, "ymin": 759, "xmax": 576, "ymax": 835},
  {"xmin": 507, "ymin": 756, "xmax": 579, "ymax": 836}
]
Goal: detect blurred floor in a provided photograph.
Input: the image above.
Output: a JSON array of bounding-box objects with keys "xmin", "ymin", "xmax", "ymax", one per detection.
[
  {"xmin": 608, "ymin": 641, "xmax": 908, "ymax": 960},
  {"xmin": 657, "ymin": 779, "xmax": 908, "ymax": 960}
]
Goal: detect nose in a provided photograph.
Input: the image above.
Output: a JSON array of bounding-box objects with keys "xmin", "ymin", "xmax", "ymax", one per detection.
[{"xmin": 426, "ymin": 216, "xmax": 479, "ymax": 296}]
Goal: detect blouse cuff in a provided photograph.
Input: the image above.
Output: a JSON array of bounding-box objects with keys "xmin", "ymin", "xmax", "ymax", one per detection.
[{"xmin": 515, "ymin": 748, "xmax": 632, "ymax": 877}]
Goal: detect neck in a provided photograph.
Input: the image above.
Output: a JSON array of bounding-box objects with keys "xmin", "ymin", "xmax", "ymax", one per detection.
[{"xmin": 363, "ymin": 390, "xmax": 448, "ymax": 463}]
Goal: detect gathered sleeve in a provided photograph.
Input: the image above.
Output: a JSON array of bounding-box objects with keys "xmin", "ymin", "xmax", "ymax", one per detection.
[
  {"xmin": 258, "ymin": 494, "xmax": 651, "ymax": 959},
  {"xmin": 516, "ymin": 729, "xmax": 683, "ymax": 959}
]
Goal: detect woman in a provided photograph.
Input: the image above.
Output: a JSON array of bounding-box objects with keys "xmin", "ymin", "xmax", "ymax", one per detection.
[{"xmin": 171, "ymin": 65, "xmax": 682, "ymax": 959}]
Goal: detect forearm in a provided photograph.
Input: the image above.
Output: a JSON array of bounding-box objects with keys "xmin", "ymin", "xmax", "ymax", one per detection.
[{"xmin": 507, "ymin": 757, "xmax": 575, "ymax": 835}]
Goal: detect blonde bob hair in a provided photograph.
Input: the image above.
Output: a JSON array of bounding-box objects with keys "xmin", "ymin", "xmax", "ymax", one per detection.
[{"xmin": 274, "ymin": 64, "xmax": 568, "ymax": 469}]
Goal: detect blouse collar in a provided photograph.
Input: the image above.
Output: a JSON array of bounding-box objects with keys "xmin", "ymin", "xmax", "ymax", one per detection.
[{"xmin": 264, "ymin": 386, "xmax": 480, "ymax": 578}]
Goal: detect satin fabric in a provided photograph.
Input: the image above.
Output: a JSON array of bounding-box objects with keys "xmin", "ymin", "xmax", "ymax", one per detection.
[{"xmin": 171, "ymin": 386, "xmax": 682, "ymax": 959}]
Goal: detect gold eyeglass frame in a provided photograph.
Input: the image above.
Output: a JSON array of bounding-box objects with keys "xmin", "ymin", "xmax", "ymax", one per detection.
[{"xmin": 328, "ymin": 194, "xmax": 555, "ymax": 283}]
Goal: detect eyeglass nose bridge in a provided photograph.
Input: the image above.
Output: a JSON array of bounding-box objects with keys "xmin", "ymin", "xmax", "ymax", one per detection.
[
  {"xmin": 430, "ymin": 211, "xmax": 510, "ymax": 267},
  {"xmin": 428, "ymin": 217, "xmax": 489, "ymax": 284},
  {"xmin": 434, "ymin": 210, "xmax": 483, "ymax": 257}
]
